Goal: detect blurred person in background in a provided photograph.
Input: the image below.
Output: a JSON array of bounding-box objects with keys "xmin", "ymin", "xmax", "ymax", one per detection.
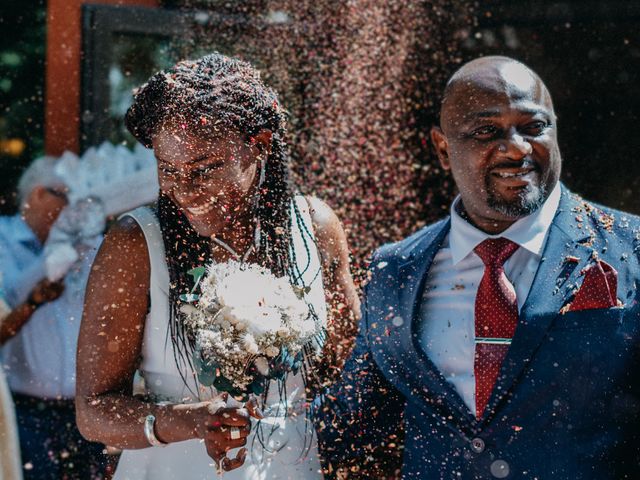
[{"xmin": 0, "ymin": 157, "xmax": 107, "ymax": 479}]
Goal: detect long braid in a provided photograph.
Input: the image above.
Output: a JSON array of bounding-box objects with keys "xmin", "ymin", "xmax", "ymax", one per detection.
[
  {"xmin": 125, "ymin": 53, "xmax": 319, "ymax": 397},
  {"xmin": 157, "ymin": 193, "xmax": 211, "ymax": 390}
]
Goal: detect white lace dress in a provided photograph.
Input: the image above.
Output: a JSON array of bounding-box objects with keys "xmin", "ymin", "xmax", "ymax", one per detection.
[{"xmin": 113, "ymin": 196, "xmax": 326, "ymax": 480}]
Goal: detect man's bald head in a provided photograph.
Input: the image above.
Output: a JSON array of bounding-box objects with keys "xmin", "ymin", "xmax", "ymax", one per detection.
[{"xmin": 441, "ymin": 56, "xmax": 555, "ymax": 127}]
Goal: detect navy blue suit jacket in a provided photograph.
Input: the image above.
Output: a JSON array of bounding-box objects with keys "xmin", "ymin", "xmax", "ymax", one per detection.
[{"xmin": 317, "ymin": 185, "xmax": 640, "ymax": 479}]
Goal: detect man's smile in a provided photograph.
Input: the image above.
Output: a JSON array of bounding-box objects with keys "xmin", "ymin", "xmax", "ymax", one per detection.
[{"xmin": 489, "ymin": 162, "xmax": 539, "ymax": 189}]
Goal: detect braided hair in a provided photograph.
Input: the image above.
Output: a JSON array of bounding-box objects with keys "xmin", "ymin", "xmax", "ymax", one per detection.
[{"xmin": 125, "ymin": 53, "xmax": 318, "ymax": 391}]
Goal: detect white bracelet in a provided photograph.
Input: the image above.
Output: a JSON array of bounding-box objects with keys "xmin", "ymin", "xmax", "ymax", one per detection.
[{"xmin": 144, "ymin": 414, "xmax": 167, "ymax": 447}]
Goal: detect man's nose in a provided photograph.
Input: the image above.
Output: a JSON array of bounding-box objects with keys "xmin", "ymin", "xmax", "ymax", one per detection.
[{"xmin": 499, "ymin": 131, "xmax": 533, "ymax": 159}]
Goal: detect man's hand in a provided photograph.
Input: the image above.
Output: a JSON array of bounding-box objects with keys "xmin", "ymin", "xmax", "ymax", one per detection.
[
  {"xmin": 0, "ymin": 279, "xmax": 65, "ymax": 345},
  {"xmin": 28, "ymin": 278, "xmax": 64, "ymax": 307}
]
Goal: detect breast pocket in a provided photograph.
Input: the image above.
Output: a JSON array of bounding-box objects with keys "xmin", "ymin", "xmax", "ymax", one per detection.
[{"xmin": 551, "ymin": 306, "xmax": 625, "ymax": 331}]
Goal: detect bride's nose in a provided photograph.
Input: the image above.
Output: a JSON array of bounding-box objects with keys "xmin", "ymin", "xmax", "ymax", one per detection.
[{"xmin": 173, "ymin": 182, "xmax": 203, "ymax": 206}]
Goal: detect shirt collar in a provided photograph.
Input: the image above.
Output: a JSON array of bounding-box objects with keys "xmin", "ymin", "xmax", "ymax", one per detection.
[
  {"xmin": 449, "ymin": 182, "xmax": 562, "ymax": 265},
  {"xmin": 11, "ymin": 214, "xmax": 42, "ymax": 250}
]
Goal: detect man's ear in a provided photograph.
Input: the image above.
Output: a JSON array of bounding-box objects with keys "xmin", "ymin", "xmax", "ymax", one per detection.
[
  {"xmin": 252, "ymin": 129, "xmax": 273, "ymax": 156},
  {"xmin": 430, "ymin": 126, "xmax": 450, "ymax": 170}
]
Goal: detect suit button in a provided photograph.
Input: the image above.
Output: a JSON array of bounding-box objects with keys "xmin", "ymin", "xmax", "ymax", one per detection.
[
  {"xmin": 490, "ymin": 459, "xmax": 510, "ymax": 478},
  {"xmin": 470, "ymin": 437, "xmax": 485, "ymax": 453}
]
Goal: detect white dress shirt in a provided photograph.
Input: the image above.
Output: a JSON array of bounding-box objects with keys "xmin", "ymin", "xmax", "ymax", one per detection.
[
  {"xmin": 0, "ymin": 214, "xmax": 101, "ymax": 399},
  {"xmin": 418, "ymin": 183, "xmax": 561, "ymax": 416}
]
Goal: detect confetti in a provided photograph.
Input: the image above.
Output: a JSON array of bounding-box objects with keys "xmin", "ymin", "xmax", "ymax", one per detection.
[{"xmin": 176, "ymin": 0, "xmax": 474, "ymax": 281}]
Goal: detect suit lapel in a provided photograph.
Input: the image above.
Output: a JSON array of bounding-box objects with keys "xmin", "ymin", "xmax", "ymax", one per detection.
[
  {"xmin": 482, "ymin": 187, "xmax": 596, "ymax": 422},
  {"xmin": 394, "ymin": 219, "xmax": 477, "ymax": 429}
]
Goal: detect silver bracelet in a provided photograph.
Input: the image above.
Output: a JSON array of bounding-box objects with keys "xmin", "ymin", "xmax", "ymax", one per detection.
[{"xmin": 144, "ymin": 414, "xmax": 167, "ymax": 447}]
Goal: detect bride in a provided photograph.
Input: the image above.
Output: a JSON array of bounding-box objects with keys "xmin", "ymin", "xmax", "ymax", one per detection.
[{"xmin": 76, "ymin": 52, "xmax": 359, "ymax": 479}]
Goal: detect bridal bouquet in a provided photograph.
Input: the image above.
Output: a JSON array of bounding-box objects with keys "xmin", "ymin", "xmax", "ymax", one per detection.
[{"xmin": 180, "ymin": 261, "xmax": 320, "ymax": 398}]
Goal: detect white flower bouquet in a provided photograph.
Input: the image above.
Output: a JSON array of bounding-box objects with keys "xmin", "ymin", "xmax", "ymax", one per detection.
[{"xmin": 180, "ymin": 261, "xmax": 321, "ymax": 397}]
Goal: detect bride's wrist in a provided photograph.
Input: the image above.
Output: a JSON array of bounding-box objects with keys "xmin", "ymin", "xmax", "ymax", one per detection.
[
  {"xmin": 152, "ymin": 405, "xmax": 198, "ymax": 444},
  {"xmin": 148, "ymin": 407, "xmax": 173, "ymax": 445},
  {"xmin": 177, "ymin": 405, "xmax": 212, "ymax": 440}
]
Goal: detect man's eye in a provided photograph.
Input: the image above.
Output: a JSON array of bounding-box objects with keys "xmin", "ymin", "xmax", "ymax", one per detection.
[
  {"xmin": 521, "ymin": 121, "xmax": 549, "ymax": 136},
  {"xmin": 471, "ymin": 125, "xmax": 499, "ymax": 139}
]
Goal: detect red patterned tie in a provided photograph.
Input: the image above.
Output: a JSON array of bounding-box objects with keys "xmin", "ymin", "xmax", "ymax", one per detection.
[{"xmin": 473, "ymin": 238, "xmax": 520, "ymax": 420}]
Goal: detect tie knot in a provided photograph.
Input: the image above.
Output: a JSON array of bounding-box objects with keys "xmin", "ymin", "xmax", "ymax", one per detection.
[{"xmin": 474, "ymin": 237, "xmax": 519, "ymax": 267}]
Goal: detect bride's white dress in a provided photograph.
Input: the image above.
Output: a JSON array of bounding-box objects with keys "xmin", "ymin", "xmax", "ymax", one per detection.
[{"xmin": 114, "ymin": 196, "xmax": 325, "ymax": 480}]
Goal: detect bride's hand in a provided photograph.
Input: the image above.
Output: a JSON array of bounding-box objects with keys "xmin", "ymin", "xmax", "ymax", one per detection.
[
  {"xmin": 204, "ymin": 396, "xmax": 264, "ymax": 472},
  {"xmin": 174, "ymin": 395, "xmax": 262, "ymax": 472},
  {"xmin": 204, "ymin": 408, "xmax": 250, "ymax": 472}
]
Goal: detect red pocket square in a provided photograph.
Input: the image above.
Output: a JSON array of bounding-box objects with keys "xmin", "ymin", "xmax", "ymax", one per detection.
[{"xmin": 568, "ymin": 260, "xmax": 618, "ymax": 312}]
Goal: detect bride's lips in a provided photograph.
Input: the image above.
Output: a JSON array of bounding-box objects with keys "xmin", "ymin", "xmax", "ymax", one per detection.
[
  {"xmin": 180, "ymin": 197, "xmax": 218, "ymax": 216},
  {"xmin": 187, "ymin": 203, "xmax": 215, "ymax": 216}
]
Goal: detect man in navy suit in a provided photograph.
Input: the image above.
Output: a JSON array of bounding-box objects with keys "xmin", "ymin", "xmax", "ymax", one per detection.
[{"xmin": 316, "ymin": 56, "xmax": 640, "ymax": 479}]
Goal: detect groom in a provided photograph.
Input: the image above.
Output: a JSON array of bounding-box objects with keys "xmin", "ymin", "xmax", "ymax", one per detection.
[{"xmin": 316, "ymin": 56, "xmax": 640, "ymax": 479}]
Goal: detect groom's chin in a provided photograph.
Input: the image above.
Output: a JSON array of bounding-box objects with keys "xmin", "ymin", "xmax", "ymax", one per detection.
[{"xmin": 487, "ymin": 184, "xmax": 547, "ymax": 219}]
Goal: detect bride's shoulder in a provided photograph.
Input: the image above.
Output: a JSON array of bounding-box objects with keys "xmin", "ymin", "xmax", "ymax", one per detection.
[
  {"xmin": 109, "ymin": 206, "xmax": 159, "ymax": 248},
  {"xmin": 303, "ymin": 195, "xmax": 342, "ymax": 232},
  {"xmin": 110, "ymin": 214, "xmax": 146, "ymax": 240},
  {"xmin": 302, "ymin": 195, "xmax": 349, "ymax": 262},
  {"xmin": 98, "ymin": 214, "xmax": 149, "ymax": 266}
]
